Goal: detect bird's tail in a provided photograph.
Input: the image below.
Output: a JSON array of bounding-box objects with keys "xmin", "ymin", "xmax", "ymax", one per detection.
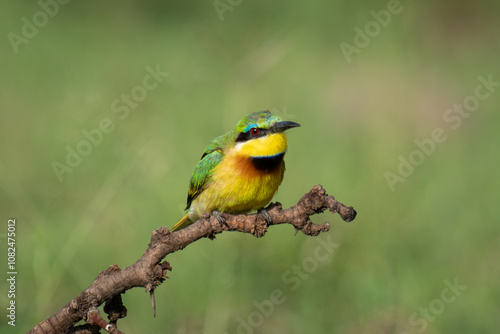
[{"xmin": 170, "ymin": 213, "xmax": 191, "ymax": 232}]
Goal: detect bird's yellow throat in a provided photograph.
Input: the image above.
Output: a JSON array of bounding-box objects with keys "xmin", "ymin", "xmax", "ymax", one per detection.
[{"xmin": 233, "ymin": 132, "xmax": 288, "ymax": 158}]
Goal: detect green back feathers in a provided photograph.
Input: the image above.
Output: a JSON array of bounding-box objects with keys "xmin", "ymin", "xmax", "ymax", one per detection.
[{"xmin": 186, "ymin": 133, "xmax": 228, "ymax": 209}]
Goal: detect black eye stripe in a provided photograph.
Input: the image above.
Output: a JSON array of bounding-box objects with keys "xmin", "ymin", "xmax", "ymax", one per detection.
[{"xmin": 235, "ymin": 128, "xmax": 269, "ymax": 142}]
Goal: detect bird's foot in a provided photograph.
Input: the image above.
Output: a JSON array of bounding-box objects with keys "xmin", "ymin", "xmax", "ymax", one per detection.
[
  {"xmin": 258, "ymin": 208, "xmax": 273, "ymax": 225},
  {"xmin": 212, "ymin": 210, "xmax": 228, "ymax": 229}
]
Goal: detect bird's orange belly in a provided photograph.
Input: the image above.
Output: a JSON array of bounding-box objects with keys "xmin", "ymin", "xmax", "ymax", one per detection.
[{"xmin": 190, "ymin": 153, "xmax": 283, "ymax": 219}]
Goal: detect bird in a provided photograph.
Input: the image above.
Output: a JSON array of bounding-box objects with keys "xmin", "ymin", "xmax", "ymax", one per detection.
[{"xmin": 170, "ymin": 110, "xmax": 300, "ymax": 232}]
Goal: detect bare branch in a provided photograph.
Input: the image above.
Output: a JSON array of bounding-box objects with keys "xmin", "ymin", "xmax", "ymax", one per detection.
[{"xmin": 28, "ymin": 185, "xmax": 356, "ymax": 333}]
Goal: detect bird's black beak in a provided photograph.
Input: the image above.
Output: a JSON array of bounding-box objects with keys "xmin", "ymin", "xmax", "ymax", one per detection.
[{"xmin": 271, "ymin": 121, "xmax": 301, "ymax": 133}]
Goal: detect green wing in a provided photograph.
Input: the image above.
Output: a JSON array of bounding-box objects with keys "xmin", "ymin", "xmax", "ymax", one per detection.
[{"xmin": 185, "ymin": 133, "xmax": 229, "ymax": 209}]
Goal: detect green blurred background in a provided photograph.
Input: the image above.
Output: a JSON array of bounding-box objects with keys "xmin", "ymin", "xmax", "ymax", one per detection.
[{"xmin": 1, "ymin": 1, "xmax": 499, "ymax": 333}]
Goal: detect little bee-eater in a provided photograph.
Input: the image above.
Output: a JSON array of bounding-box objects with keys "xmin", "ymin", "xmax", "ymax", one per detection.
[{"xmin": 170, "ymin": 110, "xmax": 300, "ymax": 231}]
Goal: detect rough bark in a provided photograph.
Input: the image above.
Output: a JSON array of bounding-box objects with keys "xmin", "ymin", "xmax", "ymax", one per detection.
[{"xmin": 29, "ymin": 185, "xmax": 356, "ymax": 333}]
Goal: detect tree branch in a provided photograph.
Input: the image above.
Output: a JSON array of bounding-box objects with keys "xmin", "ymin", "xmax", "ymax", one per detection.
[{"xmin": 29, "ymin": 185, "xmax": 356, "ymax": 333}]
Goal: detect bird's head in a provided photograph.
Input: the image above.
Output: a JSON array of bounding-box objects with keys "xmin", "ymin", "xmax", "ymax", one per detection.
[{"xmin": 232, "ymin": 110, "xmax": 300, "ymax": 158}]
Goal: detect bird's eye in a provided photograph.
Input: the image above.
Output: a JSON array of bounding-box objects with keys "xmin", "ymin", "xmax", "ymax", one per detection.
[{"xmin": 250, "ymin": 127, "xmax": 259, "ymax": 135}]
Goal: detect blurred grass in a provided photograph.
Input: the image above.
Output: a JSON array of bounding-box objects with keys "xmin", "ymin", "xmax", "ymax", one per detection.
[{"xmin": 1, "ymin": 0, "xmax": 499, "ymax": 333}]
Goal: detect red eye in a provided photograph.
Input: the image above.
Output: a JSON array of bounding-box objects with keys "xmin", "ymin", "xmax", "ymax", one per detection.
[{"xmin": 250, "ymin": 128, "xmax": 259, "ymax": 135}]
